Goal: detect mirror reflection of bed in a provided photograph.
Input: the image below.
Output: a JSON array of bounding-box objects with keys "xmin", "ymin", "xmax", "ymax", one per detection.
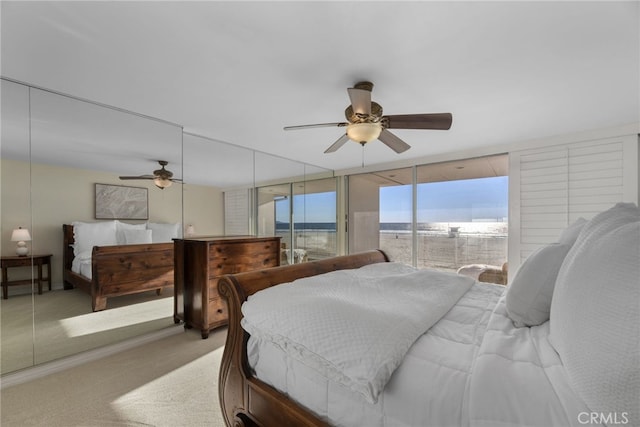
[{"xmin": 62, "ymin": 223, "xmax": 176, "ymax": 312}]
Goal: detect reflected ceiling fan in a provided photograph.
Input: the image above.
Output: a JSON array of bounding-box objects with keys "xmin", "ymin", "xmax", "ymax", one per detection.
[
  {"xmin": 119, "ymin": 160, "xmax": 182, "ymax": 189},
  {"xmin": 284, "ymin": 81, "xmax": 452, "ymax": 154}
]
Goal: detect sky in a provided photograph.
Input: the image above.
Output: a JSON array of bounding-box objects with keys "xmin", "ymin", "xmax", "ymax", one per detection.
[
  {"xmin": 276, "ymin": 176, "xmax": 509, "ymax": 224},
  {"xmin": 380, "ymin": 176, "xmax": 509, "ymax": 223}
]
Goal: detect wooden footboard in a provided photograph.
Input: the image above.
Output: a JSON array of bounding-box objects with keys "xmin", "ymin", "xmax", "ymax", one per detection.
[
  {"xmin": 63, "ymin": 224, "xmax": 174, "ymax": 311},
  {"xmin": 217, "ymin": 250, "xmax": 389, "ymax": 427}
]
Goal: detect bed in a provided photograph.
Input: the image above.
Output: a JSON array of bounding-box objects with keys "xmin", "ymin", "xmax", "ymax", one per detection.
[
  {"xmin": 62, "ymin": 221, "xmax": 176, "ymax": 311},
  {"xmin": 218, "ymin": 202, "xmax": 639, "ymax": 427}
]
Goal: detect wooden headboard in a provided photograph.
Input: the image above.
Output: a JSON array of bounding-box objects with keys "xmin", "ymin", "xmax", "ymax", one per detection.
[
  {"xmin": 62, "ymin": 224, "xmax": 75, "ymax": 272},
  {"xmin": 217, "ymin": 250, "xmax": 390, "ymax": 427}
]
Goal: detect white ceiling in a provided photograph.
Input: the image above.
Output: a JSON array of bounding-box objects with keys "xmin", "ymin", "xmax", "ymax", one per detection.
[{"xmin": 1, "ymin": 1, "xmax": 638, "ymax": 177}]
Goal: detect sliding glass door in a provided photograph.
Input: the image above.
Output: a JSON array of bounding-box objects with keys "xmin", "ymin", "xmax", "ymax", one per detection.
[
  {"xmin": 415, "ymin": 173, "xmax": 508, "ymax": 272},
  {"xmin": 348, "ymin": 155, "xmax": 508, "ymax": 271}
]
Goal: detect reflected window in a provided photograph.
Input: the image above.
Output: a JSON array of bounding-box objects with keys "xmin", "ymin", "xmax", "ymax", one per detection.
[
  {"xmin": 257, "ymin": 178, "xmax": 337, "ymax": 264},
  {"xmin": 293, "ymin": 178, "xmax": 337, "ymax": 262}
]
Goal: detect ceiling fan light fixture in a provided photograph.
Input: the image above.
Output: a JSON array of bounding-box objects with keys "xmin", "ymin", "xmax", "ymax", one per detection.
[
  {"xmin": 346, "ymin": 122, "xmax": 382, "ymax": 144},
  {"xmin": 154, "ymin": 176, "xmax": 172, "ymax": 189}
]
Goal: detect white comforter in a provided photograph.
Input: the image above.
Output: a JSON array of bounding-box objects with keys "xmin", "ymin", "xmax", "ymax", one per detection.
[
  {"xmin": 468, "ymin": 296, "xmax": 596, "ymax": 427},
  {"xmin": 241, "ymin": 262, "xmax": 475, "ymax": 403},
  {"xmin": 244, "ymin": 263, "xmax": 596, "ymax": 427}
]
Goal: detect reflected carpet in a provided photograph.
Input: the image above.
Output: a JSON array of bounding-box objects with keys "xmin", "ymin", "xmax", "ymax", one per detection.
[
  {"xmin": 1, "ymin": 288, "xmax": 175, "ymax": 373},
  {"xmin": 1, "ymin": 328, "xmax": 227, "ymax": 426}
]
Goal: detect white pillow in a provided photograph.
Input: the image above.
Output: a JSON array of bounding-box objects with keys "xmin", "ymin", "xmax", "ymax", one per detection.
[
  {"xmin": 505, "ymin": 218, "xmax": 586, "ymax": 327},
  {"xmin": 146, "ymin": 222, "xmax": 180, "ymax": 243},
  {"xmin": 122, "ymin": 229, "xmax": 153, "ymax": 244},
  {"xmin": 505, "ymin": 242, "xmax": 572, "ymax": 327},
  {"xmin": 115, "ymin": 221, "xmax": 146, "ymax": 244},
  {"xmin": 557, "ymin": 217, "xmax": 587, "ymax": 245},
  {"xmin": 72, "ymin": 221, "xmax": 117, "ymax": 257},
  {"xmin": 550, "ymin": 203, "xmax": 640, "ymax": 426}
]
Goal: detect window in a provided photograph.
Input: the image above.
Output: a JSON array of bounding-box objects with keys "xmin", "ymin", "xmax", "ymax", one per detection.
[
  {"xmin": 415, "ymin": 175, "xmax": 508, "ymax": 272},
  {"xmin": 348, "ymin": 155, "xmax": 508, "ymax": 271},
  {"xmin": 348, "ymin": 167, "xmax": 412, "ymax": 264},
  {"xmin": 378, "ymin": 172, "xmax": 413, "ymax": 266}
]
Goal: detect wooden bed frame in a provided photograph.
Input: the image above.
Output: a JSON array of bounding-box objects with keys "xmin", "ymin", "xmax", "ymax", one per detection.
[
  {"xmin": 217, "ymin": 250, "xmax": 390, "ymax": 427},
  {"xmin": 62, "ymin": 224, "xmax": 174, "ymax": 311}
]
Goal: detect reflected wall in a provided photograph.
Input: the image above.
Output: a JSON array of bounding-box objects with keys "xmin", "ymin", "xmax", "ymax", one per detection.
[{"xmin": 182, "ymin": 133, "xmax": 255, "ymax": 237}]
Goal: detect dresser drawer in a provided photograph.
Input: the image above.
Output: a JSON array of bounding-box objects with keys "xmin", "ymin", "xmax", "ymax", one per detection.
[
  {"xmin": 208, "ymin": 297, "xmax": 228, "ymax": 324},
  {"xmin": 1, "ymin": 257, "xmax": 33, "ymax": 268},
  {"xmin": 208, "ymin": 243, "xmax": 279, "ymax": 277}
]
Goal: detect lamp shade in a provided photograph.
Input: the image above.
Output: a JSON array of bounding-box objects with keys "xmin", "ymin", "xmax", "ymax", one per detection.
[
  {"xmin": 346, "ymin": 122, "xmax": 382, "ymax": 144},
  {"xmin": 11, "ymin": 227, "xmax": 31, "ymax": 256},
  {"xmin": 11, "ymin": 227, "xmax": 31, "ymax": 242},
  {"xmin": 154, "ymin": 177, "xmax": 172, "ymax": 189}
]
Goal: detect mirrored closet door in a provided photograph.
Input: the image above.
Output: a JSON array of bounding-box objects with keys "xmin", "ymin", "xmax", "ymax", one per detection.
[
  {"xmin": 1, "ymin": 78, "xmax": 335, "ymax": 375},
  {"xmin": 1, "ymin": 80, "xmax": 34, "ymax": 373},
  {"xmin": 1, "ymin": 79, "xmax": 184, "ymax": 373}
]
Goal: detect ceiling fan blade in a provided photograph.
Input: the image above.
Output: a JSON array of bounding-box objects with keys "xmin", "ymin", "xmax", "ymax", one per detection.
[
  {"xmin": 119, "ymin": 175, "xmax": 155, "ymax": 180},
  {"xmin": 324, "ymin": 134, "xmax": 350, "ymax": 153},
  {"xmin": 384, "ymin": 113, "xmax": 453, "ymax": 130},
  {"xmin": 284, "ymin": 122, "xmax": 348, "ymax": 131},
  {"xmin": 347, "ymin": 87, "xmax": 371, "ymax": 116},
  {"xmin": 378, "ymin": 129, "xmax": 411, "ymax": 153}
]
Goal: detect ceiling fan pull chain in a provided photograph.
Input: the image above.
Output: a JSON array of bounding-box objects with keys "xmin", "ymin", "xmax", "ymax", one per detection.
[{"xmin": 361, "ymin": 143, "xmax": 365, "ymax": 168}]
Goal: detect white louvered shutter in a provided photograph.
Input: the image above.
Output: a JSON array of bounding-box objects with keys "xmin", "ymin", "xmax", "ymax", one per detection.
[
  {"xmin": 224, "ymin": 189, "xmax": 250, "ymax": 235},
  {"xmin": 510, "ymin": 136, "xmax": 637, "ymax": 270}
]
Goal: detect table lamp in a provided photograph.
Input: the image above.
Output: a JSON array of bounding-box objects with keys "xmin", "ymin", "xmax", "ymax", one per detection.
[{"xmin": 11, "ymin": 227, "xmax": 31, "ymax": 256}]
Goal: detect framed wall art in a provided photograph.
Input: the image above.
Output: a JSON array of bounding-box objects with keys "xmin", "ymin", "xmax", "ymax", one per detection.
[{"xmin": 95, "ymin": 183, "xmax": 148, "ymax": 220}]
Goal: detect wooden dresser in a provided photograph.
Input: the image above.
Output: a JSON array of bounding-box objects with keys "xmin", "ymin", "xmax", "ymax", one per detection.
[{"xmin": 174, "ymin": 236, "xmax": 281, "ymax": 338}]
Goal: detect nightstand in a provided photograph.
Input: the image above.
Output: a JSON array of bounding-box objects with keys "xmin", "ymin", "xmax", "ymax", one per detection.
[{"xmin": 1, "ymin": 254, "xmax": 52, "ymax": 299}]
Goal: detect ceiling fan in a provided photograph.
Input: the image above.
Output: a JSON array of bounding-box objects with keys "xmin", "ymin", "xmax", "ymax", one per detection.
[
  {"xmin": 284, "ymin": 81, "xmax": 452, "ymax": 154},
  {"xmin": 119, "ymin": 160, "xmax": 182, "ymax": 189}
]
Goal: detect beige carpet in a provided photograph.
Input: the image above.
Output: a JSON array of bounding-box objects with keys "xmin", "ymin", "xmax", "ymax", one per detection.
[{"xmin": 1, "ymin": 328, "xmax": 227, "ymax": 427}]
